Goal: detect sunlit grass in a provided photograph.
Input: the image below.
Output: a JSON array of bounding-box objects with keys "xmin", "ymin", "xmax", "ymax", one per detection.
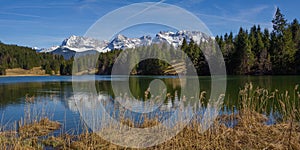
[{"xmin": 0, "ymin": 83, "xmax": 299, "ymax": 149}]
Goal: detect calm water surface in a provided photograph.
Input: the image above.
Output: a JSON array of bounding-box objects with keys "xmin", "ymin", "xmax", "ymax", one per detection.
[{"xmin": 0, "ymin": 75, "xmax": 299, "ymax": 133}]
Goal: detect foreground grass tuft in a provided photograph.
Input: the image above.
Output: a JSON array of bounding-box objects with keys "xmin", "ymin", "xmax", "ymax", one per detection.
[{"xmin": 0, "ymin": 83, "xmax": 300, "ymax": 149}]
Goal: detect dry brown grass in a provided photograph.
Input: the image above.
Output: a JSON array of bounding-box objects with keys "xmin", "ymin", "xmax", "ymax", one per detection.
[
  {"xmin": 1, "ymin": 83, "xmax": 300, "ymax": 149},
  {"xmin": 0, "ymin": 118, "xmax": 60, "ymax": 149},
  {"xmin": 4, "ymin": 67, "xmax": 48, "ymax": 76},
  {"xmin": 60, "ymin": 110, "xmax": 299, "ymax": 150},
  {"xmin": 18, "ymin": 118, "xmax": 61, "ymax": 138},
  {"xmin": 0, "ymin": 108, "xmax": 299, "ymax": 150}
]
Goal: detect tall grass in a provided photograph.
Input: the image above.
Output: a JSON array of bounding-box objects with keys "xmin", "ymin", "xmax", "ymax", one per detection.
[
  {"xmin": 0, "ymin": 83, "xmax": 299, "ymax": 149},
  {"xmin": 236, "ymin": 82, "xmax": 300, "ymax": 121}
]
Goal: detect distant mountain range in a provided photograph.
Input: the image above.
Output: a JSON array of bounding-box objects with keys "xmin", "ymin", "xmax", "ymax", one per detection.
[{"xmin": 38, "ymin": 30, "xmax": 212, "ymax": 59}]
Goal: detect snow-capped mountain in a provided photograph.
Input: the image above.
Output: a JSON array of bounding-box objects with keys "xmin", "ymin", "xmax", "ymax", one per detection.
[
  {"xmin": 61, "ymin": 35, "xmax": 109, "ymax": 53},
  {"xmin": 105, "ymin": 34, "xmax": 152, "ymax": 51},
  {"xmin": 39, "ymin": 31, "xmax": 212, "ymax": 59},
  {"xmin": 154, "ymin": 30, "xmax": 211, "ymax": 47},
  {"xmin": 39, "ymin": 46, "xmax": 60, "ymax": 53}
]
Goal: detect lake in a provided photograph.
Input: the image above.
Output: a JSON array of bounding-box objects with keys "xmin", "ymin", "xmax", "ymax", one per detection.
[{"xmin": 0, "ymin": 75, "xmax": 299, "ymax": 134}]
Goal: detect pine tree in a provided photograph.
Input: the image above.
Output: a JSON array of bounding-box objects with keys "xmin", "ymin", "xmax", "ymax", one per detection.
[
  {"xmin": 256, "ymin": 26, "xmax": 264, "ymax": 55},
  {"xmin": 291, "ymin": 19, "xmax": 300, "ymax": 73},
  {"xmin": 224, "ymin": 32, "xmax": 235, "ymax": 69},
  {"xmin": 290, "ymin": 19, "xmax": 300, "ymax": 44},
  {"xmin": 232, "ymin": 28, "xmax": 255, "ymax": 74},
  {"xmin": 230, "ymin": 28, "xmax": 245, "ymax": 74},
  {"xmin": 272, "ymin": 7, "xmax": 287, "ymax": 37},
  {"xmin": 45, "ymin": 63, "xmax": 52, "ymax": 75},
  {"xmin": 249, "ymin": 25, "xmax": 257, "ymax": 54},
  {"xmin": 228, "ymin": 32, "xmax": 234, "ymax": 44},
  {"xmin": 261, "ymin": 28, "xmax": 272, "ymax": 74},
  {"xmin": 254, "ymin": 25, "xmax": 266, "ymax": 74},
  {"xmin": 282, "ymin": 28, "xmax": 296, "ymax": 73},
  {"xmin": 271, "ymin": 7, "xmax": 288, "ymax": 74},
  {"xmin": 181, "ymin": 38, "xmax": 188, "ymax": 51}
]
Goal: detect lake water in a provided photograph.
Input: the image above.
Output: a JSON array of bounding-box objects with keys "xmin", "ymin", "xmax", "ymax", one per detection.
[{"xmin": 0, "ymin": 75, "xmax": 299, "ymax": 133}]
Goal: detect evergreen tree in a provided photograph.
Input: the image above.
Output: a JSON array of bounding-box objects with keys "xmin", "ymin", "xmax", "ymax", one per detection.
[
  {"xmin": 269, "ymin": 8, "xmax": 297, "ymax": 74},
  {"xmin": 181, "ymin": 38, "xmax": 188, "ymax": 51},
  {"xmin": 271, "ymin": 7, "xmax": 288, "ymax": 74},
  {"xmin": 282, "ymin": 28, "xmax": 296, "ymax": 73},
  {"xmin": 254, "ymin": 25, "xmax": 266, "ymax": 74},
  {"xmin": 232, "ymin": 28, "xmax": 255, "ymax": 74},
  {"xmin": 272, "ymin": 7, "xmax": 287, "ymax": 36},
  {"xmin": 260, "ymin": 28, "xmax": 272, "ymax": 74},
  {"xmin": 249, "ymin": 25, "xmax": 257, "ymax": 54},
  {"xmin": 45, "ymin": 63, "xmax": 52, "ymax": 75},
  {"xmin": 292, "ymin": 19, "xmax": 300, "ymax": 73},
  {"xmin": 290, "ymin": 19, "xmax": 300, "ymax": 44}
]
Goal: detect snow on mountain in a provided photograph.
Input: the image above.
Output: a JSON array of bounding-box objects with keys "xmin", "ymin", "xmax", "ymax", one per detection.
[
  {"xmin": 154, "ymin": 30, "xmax": 211, "ymax": 47},
  {"xmin": 39, "ymin": 46, "xmax": 60, "ymax": 53},
  {"xmin": 32, "ymin": 47, "xmax": 40, "ymax": 50},
  {"xmin": 39, "ymin": 31, "xmax": 212, "ymax": 58},
  {"xmin": 105, "ymin": 34, "xmax": 152, "ymax": 51},
  {"xmin": 61, "ymin": 35, "xmax": 109, "ymax": 53}
]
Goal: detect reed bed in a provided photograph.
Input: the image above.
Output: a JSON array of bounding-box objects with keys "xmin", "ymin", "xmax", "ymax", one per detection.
[{"xmin": 0, "ymin": 83, "xmax": 299, "ymax": 149}]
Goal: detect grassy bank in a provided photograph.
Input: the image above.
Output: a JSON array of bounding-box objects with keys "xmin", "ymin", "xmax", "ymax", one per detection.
[
  {"xmin": 1, "ymin": 110, "xmax": 299, "ymax": 149},
  {"xmin": 0, "ymin": 83, "xmax": 300, "ymax": 149},
  {"xmin": 4, "ymin": 67, "xmax": 50, "ymax": 76}
]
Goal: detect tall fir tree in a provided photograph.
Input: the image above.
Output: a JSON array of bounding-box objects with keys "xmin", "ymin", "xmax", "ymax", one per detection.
[
  {"xmin": 282, "ymin": 28, "xmax": 296, "ymax": 73},
  {"xmin": 261, "ymin": 28, "xmax": 272, "ymax": 74},
  {"xmin": 291, "ymin": 19, "xmax": 300, "ymax": 73},
  {"xmin": 271, "ymin": 7, "xmax": 289, "ymax": 74},
  {"xmin": 232, "ymin": 28, "xmax": 255, "ymax": 74},
  {"xmin": 272, "ymin": 7, "xmax": 287, "ymax": 37}
]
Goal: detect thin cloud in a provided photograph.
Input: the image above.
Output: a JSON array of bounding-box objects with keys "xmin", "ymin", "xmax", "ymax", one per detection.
[
  {"xmin": 0, "ymin": 19, "xmax": 39, "ymax": 24},
  {"xmin": 196, "ymin": 5, "xmax": 272, "ymax": 27},
  {"xmin": 213, "ymin": 5, "xmax": 228, "ymax": 15},
  {"xmin": 236, "ymin": 5, "xmax": 269, "ymax": 20},
  {"xmin": 174, "ymin": 0, "xmax": 205, "ymax": 9},
  {"xmin": 125, "ymin": 0, "xmax": 166, "ymax": 21},
  {"xmin": 177, "ymin": 0, "xmax": 205, "ymax": 5},
  {"xmin": 197, "ymin": 13, "xmax": 270, "ymax": 26},
  {"xmin": 185, "ymin": 0, "xmax": 205, "ymax": 4},
  {"xmin": 0, "ymin": 12, "xmax": 41, "ymax": 18}
]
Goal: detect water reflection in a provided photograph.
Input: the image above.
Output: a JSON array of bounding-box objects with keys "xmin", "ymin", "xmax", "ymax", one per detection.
[{"xmin": 0, "ymin": 75, "xmax": 299, "ymax": 133}]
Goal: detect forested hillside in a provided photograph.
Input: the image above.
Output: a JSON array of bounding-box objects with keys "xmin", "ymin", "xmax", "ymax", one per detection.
[
  {"xmin": 217, "ymin": 8, "xmax": 300, "ymax": 75},
  {"xmin": 93, "ymin": 8, "xmax": 300, "ymax": 75},
  {"xmin": 0, "ymin": 42, "xmax": 73, "ymax": 75},
  {"xmin": 73, "ymin": 8, "xmax": 300, "ymax": 75}
]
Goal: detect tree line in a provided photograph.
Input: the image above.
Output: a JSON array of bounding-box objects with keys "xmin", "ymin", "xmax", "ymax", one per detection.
[
  {"xmin": 216, "ymin": 8, "xmax": 300, "ymax": 75},
  {"xmin": 96, "ymin": 7, "xmax": 300, "ymax": 75},
  {"xmin": 0, "ymin": 42, "xmax": 73, "ymax": 75}
]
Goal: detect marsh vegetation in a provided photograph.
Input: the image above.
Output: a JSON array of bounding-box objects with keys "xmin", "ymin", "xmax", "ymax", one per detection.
[{"xmin": 0, "ymin": 82, "xmax": 299, "ymax": 149}]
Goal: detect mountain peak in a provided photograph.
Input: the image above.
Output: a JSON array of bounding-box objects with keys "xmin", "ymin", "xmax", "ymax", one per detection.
[
  {"xmin": 60, "ymin": 35, "xmax": 108, "ymax": 53},
  {"xmin": 40, "ymin": 30, "xmax": 212, "ymax": 58},
  {"xmin": 115, "ymin": 34, "xmax": 127, "ymax": 41},
  {"xmin": 61, "ymin": 35, "xmax": 78, "ymax": 47},
  {"xmin": 140, "ymin": 35, "xmax": 152, "ymax": 40}
]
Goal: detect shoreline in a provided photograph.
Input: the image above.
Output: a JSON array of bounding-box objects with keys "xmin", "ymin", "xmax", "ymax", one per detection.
[
  {"xmin": 0, "ymin": 74, "xmax": 52, "ymax": 77},
  {"xmin": 3, "ymin": 67, "xmax": 55, "ymax": 77}
]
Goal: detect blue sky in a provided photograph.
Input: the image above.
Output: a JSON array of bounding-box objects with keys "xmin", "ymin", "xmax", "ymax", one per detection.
[{"xmin": 0, "ymin": 0, "xmax": 299, "ymax": 48}]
